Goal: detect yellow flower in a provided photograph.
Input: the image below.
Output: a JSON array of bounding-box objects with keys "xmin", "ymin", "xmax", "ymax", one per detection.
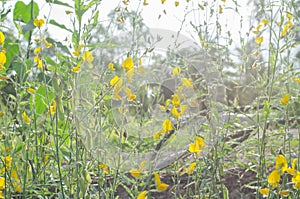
[
  {"xmin": 34, "ymin": 47, "xmax": 41, "ymax": 54},
  {"xmin": 99, "ymin": 163, "xmax": 109, "ymax": 174},
  {"xmin": 189, "ymin": 136, "xmax": 205, "ymax": 153},
  {"xmin": 255, "ymin": 36, "xmax": 264, "ymax": 45},
  {"xmin": 292, "ymin": 171, "xmax": 300, "ymax": 183},
  {"xmin": 268, "ymin": 170, "xmax": 280, "ymax": 187},
  {"xmin": 137, "ymin": 190, "xmax": 147, "ymax": 199},
  {"xmin": 122, "ymin": 57, "xmax": 134, "ymax": 71},
  {"xmin": 280, "ymin": 93, "xmax": 290, "ymax": 105},
  {"xmin": 279, "ymin": 190, "xmax": 289, "ymax": 197},
  {"xmin": 261, "ymin": 19, "xmax": 270, "ymax": 26},
  {"xmin": 22, "ymin": 112, "xmax": 31, "ymax": 124},
  {"xmin": 219, "ymin": 5, "xmax": 223, "ymax": 14},
  {"xmin": 71, "ymin": 62, "xmax": 81, "ymax": 72},
  {"xmin": 130, "ymin": 160, "xmax": 146, "ymax": 178},
  {"xmin": 28, "ymin": 87, "xmax": 36, "ymax": 93},
  {"xmin": 0, "ymin": 31, "xmax": 5, "ymax": 46},
  {"xmin": 44, "ymin": 38, "xmax": 52, "ymax": 48},
  {"xmin": 172, "ymin": 66, "xmax": 181, "ymax": 76},
  {"xmin": 33, "ymin": 18, "xmax": 45, "ymax": 28},
  {"xmin": 0, "ymin": 111, "xmax": 4, "ymax": 117},
  {"xmin": 34, "ymin": 55, "xmax": 40, "ymax": 62},
  {"xmin": 171, "ymin": 107, "xmax": 180, "ymax": 119},
  {"xmin": 286, "ymin": 12, "xmax": 293, "ymax": 20},
  {"xmin": 186, "ymin": 162, "xmax": 197, "ymax": 174},
  {"xmin": 161, "ymin": 0, "xmax": 166, "ymax": 4},
  {"xmin": 172, "ymin": 94, "xmax": 180, "ymax": 107},
  {"xmin": 153, "ymin": 129, "xmax": 164, "ymax": 139},
  {"xmin": 286, "ymin": 20, "xmax": 293, "ymax": 29},
  {"xmin": 157, "ymin": 183, "xmax": 169, "ymax": 191},
  {"xmin": 0, "ymin": 51, "xmax": 7, "ymax": 68},
  {"xmin": 110, "ymin": 75, "xmax": 121, "ymax": 86},
  {"xmin": 0, "ymin": 177, "xmax": 4, "ymax": 190},
  {"xmin": 295, "ymin": 182, "xmax": 300, "ymax": 189},
  {"xmin": 287, "ymin": 158, "xmax": 298, "ymax": 175},
  {"xmin": 11, "ymin": 167, "xmax": 20, "ymax": 183},
  {"xmin": 38, "ymin": 59, "xmax": 43, "ymax": 69},
  {"xmin": 14, "ymin": 184, "xmax": 22, "ymax": 192},
  {"xmin": 71, "ymin": 66, "xmax": 80, "ymax": 72},
  {"xmin": 281, "ymin": 27, "xmax": 288, "ymax": 37},
  {"xmin": 276, "ymin": 154, "xmax": 288, "ymax": 174},
  {"xmin": 49, "ymin": 100, "xmax": 56, "ymax": 116},
  {"xmin": 130, "ymin": 169, "xmax": 141, "ymax": 178},
  {"xmin": 162, "ymin": 119, "xmax": 172, "ymax": 132},
  {"xmin": 181, "ymin": 78, "xmax": 193, "ymax": 88},
  {"xmin": 2, "ymin": 155, "xmax": 12, "ymax": 169},
  {"xmin": 295, "ymin": 77, "xmax": 300, "ymax": 83},
  {"xmin": 175, "ymin": 1, "xmax": 179, "ymax": 6},
  {"xmin": 82, "ymin": 51, "xmax": 94, "ymax": 64},
  {"xmin": 108, "ymin": 62, "xmax": 115, "ymax": 71},
  {"xmin": 124, "ymin": 87, "xmax": 136, "ymax": 100},
  {"xmin": 34, "ymin": 55, "xmax": 43, "ymax": 69},
  {"xmin": 73, "ymin": 44, "xmax": 84, "ymax": 56},
  {"xmin": 143, "ymin": 0, "xmax": 149, "ymax": 6},
  {"xmin": 110, "ymin": 76, "xmax": 123, "ymax": 100},
  {"xmin": 259, "ymin": 188, "xmax": 269, "ymax": 195},
  {"xmin": 153, "ymin": 172, "xmax": 169, "ymax": 191},
  {"xmin": 252, "ymin": 24, "xmax": 263, "ymax": 34},
  {"xmin": 0, "ymin": 191, "xmax": 3, "ymax": 199}
]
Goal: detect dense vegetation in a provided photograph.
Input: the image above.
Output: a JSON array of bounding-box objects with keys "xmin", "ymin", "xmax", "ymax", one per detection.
[{"xmin": 0, "ymin": 0, "xmax": 299, "ymax": 198}]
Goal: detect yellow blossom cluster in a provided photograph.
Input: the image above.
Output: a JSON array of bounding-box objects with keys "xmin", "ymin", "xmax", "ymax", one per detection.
[
  {"xmin": 135, "ymin": 171, "xmax": 169, "ymax": 199},
  {"xmin": 72, "ymin": 44, "xmax": 94, "ymax": 72},
  {"xmin": 281, "ymin": 13, "xmax": 293, "ymax": 37},
  {"xmin": 109, "ymin": 57, "xmax": 138, "ymax": 101},
  {"xmin": 0, "ymin": 154, "xmax": 22, "ymax": 197},
  {"xmin": 260, "ymin": 154, "xmax": 299, "ymax": 197},
  {"xmin": 252, "ymin": 18, "xmax": 269, "ymax": 47},
  {"xmin": 99, "ymin": 163, "xmax": 110, "ymax": 174},
  {"xmin": 33, "ymin": 18, "xmax": 52, "ymax": 70}
]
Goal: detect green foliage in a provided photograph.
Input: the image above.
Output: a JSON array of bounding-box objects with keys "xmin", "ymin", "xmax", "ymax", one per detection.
[{"xmin": 0, "ymin": 0, "xmax": 299, "ymax": 198}]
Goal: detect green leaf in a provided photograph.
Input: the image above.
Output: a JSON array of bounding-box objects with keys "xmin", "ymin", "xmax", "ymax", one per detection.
[
  {"xmin": 49, "ymin": 19, "xmax": 73, "ymax": 33},
  {"xmin": 13, "ymin": 1, "xmax": 39, "ymax": 23},
  {"xmin": 45, "ymin": 0, "xmax": 73, "ymax": 8},
  {"xmin": 263, "ymin": 100, "xmax": 270, "ymax": 119},
  {"xmin": 4, "ymin": 39, "xmax": 19, "ymax": 68},
  {"xmin": 31, "ymin": 86, "xmax": 55, "ymax": 115}
]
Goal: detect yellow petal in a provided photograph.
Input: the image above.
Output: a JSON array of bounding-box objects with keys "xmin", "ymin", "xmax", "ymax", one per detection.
[
  {"xmin": 259, "ymin": 188, "xmax": 269, "ymax": 195},
  {"xmin": 137, "ymin": 190, "xmax": 147, "ymax": 199},
  {"xmin": 157, "ymin": 183, "xmax": 169, "ymax": 191},
  {"xmin": 189, "ymin": 143, "xmax": 201, "ymax": 153},
  {"xmin": 108, "ymin": 62, "xmax": 115, "ymax": 71},
  {"xmin": 130, "ymin": 169, "xmax": 141, "ymax": 178},
  {"xmin": 0, "ymin": 31, "xmax": 5, "ymax": 46},
  {"xmin": 268, "ymin": 170, "xmax": 280, "ymax": 187},
  {"xmin": 153, "ymin": 172, "xmax": 161, "ymax": 185},
  {"xmin": 255, "ymin": 36, "xmax": 264, "ymax": 45},
  {"xmin": 122, "ymin": 57, "xmax": 134, "ymax": 71},
  {"xmin": 110, "ymin": 76, "xmax": 120, "ymax": 86},
  {"xmin": 280, "ymin": 93, "xmax": 290, "ymax": 105},
  {"xmin": 28, "ymin": 87, "xmax": 36, "ymax": 93},
  {"xmin": 82, "ymin": 51, "xmax": 94, "ymax": 64},
  {"xmin": 162, "ymin": 119, "xmax": 172, "ymax": 132},
  {"xmin": 34, "ymin": 18, "xmax": 45, "ymax": 28}
]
